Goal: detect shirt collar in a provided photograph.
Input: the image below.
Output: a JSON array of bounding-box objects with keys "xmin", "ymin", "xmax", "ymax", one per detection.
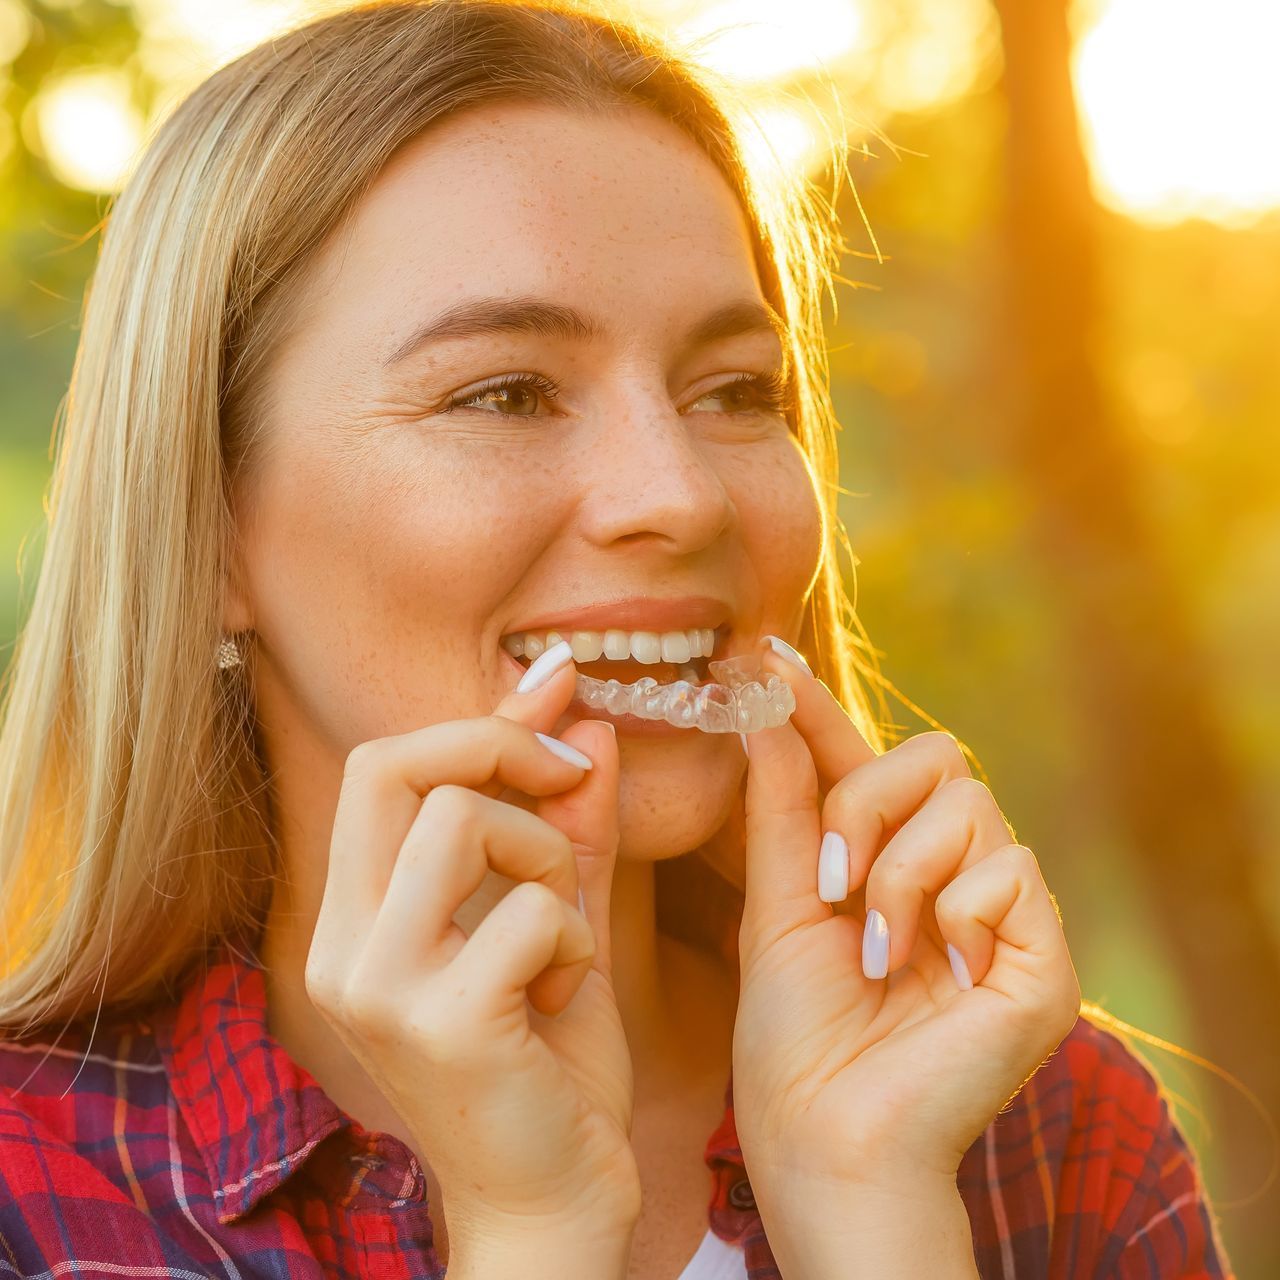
[
  {"xmin": 153, "ymin": 932, "xmax": 355, "ymax": 1223},
  {"xmin": 154, "ymin": 931, "xmax": 748, "ymax": 1225}
]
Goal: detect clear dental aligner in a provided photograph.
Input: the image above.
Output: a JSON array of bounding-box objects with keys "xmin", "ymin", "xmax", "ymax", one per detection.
[{"xmin": 574, "ymin": 653, "xmax": 796, "ymax": 733}]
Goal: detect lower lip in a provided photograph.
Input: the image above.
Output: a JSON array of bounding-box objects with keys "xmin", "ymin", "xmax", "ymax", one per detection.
[{"xmin": 502, "ymin": 650, "xmax": 714, "ymax": 739}]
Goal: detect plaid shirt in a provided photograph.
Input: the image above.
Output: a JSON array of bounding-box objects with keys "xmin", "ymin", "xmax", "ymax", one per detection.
[{"xmin": 0, "ymin": 933, "xmax": 1233, "ymax": 1279}]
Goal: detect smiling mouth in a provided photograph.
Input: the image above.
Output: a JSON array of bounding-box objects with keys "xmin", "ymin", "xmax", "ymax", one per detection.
[
  {"xmin": 500, "ymin": 626, "xmax": 797, "ymax": 734},
  {"xmin": 501, "ymin": 626, "xmax": 723, "ymax": 688}
]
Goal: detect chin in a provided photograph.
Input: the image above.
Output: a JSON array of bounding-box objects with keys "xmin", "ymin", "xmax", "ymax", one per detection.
[{"xmin": 612, "ymin": 736, "xmax": 744, "ymax": 861}]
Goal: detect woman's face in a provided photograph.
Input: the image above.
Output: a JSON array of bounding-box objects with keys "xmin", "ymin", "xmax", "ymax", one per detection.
[{"xmin": 230, "ymin": 99, "xmax": 823, "ymax": 862}]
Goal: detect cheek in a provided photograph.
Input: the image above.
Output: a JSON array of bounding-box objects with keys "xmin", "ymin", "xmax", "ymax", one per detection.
[
  {"xmin": 238, "ymin": 431, "xmax": 553, "ymax": 719},
  {"xmin": 728, "ymin": 439, "xmax": 825, "ymax": 616}
]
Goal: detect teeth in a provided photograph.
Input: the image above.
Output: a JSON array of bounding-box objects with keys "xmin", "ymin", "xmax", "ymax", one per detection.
[
  {"xmin": 661, "ymin": 631, "xmax": 692, "ymax": 664},
  {"xmin": 505, "ymin": 626, "xmax": 719, "ymax": 664},
  {"xmin": 570, "ymin": 631, "xmax": 603, "ymax": 662},
  {"xmin": 630, "ymin": 631, "xmax": 662, "ymax": 664}
]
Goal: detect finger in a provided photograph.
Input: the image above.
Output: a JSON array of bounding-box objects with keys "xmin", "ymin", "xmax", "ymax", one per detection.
[
  {"xmin": 447, "ymin": 878, "xmax": 597, "ymax": 1022},
  {"xmin": 365, "ymin": 785, "xmax": 579, "ymax": 969},
  {"xmin": 741, "ymin": 715, "xmax": 823, "ymax": 961},
  {"xmin": 492, "ymin": 639, "xmax": 580, "ymax": 727},
  {"xmin": 532, "ymin": 719, "xmax": 620, "ymax": 981},
  {"xmin": 934, "ymin": 844, "xmax": 1078, "ymax": 1009},
  {"xmin": 817, "ymin": 731, "xmax": 976, "ymax": 907},
  {"xmin": 857, "ymin": 775, "xmax": 1016, "ymax": 975},
  {"xmin": 327, "ymin": 713, "xmax": 593, "ymax": 924},
  {"xmin": 758, "ymin": 636, "xmax": 877, "ymax": 789}
]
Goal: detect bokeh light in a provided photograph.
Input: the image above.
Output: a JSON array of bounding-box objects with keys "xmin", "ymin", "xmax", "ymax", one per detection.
[
  {"xmin": 1075, "ymin": 0, "xmax": 1280, "ymax": 227},
  {"xmin": 28, "ymin": 69, "xmax": 145, "ymax": 193}
]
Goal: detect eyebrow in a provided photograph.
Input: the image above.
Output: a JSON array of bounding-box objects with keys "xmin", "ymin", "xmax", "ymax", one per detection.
[{"xmin": 381, "ymin": 294, "xmax": 788, "ymax": 368}]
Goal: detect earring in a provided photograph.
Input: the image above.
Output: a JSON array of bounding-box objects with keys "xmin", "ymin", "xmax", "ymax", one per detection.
[{"xmin": 216, "ymin": 634, "xmax": 244, "ymax": 670}]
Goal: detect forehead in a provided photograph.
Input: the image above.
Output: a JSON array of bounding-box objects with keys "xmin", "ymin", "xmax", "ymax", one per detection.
[{"xmin": 297, "ymin": 99, "xmax": 766, "ymax": 354}]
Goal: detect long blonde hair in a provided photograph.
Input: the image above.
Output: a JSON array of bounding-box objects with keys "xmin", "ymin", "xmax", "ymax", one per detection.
[{"xmin": 0, "ymin": 0, "xmax": 913, "ymax": 1033}]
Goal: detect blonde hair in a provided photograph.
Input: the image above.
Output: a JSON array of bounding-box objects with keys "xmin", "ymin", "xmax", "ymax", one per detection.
[{"xmin": 0, "ymin": 0, "xmax": 924, "ymax": 1032}]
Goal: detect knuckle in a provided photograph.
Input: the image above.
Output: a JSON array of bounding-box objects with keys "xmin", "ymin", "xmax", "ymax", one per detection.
[
  {"xmin": 506, "ymin": 877, "xmax": 561, "ymax": 921},
  {"xmin": 423, "ymin": 783, "xmax": 484, "ymax": 835},
  {"xmin": 918, "ymin": 730, "xmax": 970, "ymax": 777},
  {"xmin": 304, "ymin": 959, "xmax": 341, "ymax": 1013},
  {"xmin": 942, "ymin": 774, "xmax": 993, "ymax": 810},
  {"xmin": 341, "ymin": 981, "xmax": 398, "ymax": 1040},
  {"xmin": 342, "ymin": 738, "xmax": 382, "ymax": 780},
  {"xmin": 1002, "ymin": 842, "xmax": 1041, "ymax": 877},
  {"xmin": 933, "ymin": 881, "xmax": 964, "ymax": 925},
  {"xmin": 406, "ymin": 998, "xmax": 475, "ymax": 1062}
]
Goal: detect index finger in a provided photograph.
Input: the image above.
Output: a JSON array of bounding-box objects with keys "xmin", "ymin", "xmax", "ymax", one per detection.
[
  {"xmin": 758, "ymin": 636, "xmax": 878, "ymax": 788},
  {"xmin": 331, "ymin": 705, "xmax": 590, "ymax": 918}
]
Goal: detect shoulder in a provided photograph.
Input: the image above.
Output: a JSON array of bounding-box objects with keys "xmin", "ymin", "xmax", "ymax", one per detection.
[
  {"xmin": 960, "ymin": 1010, "xmax": 1235, "ymax": 1279},
  {"xmin": 0, "ymin": 1012, "xmax": 175, "ymax": 1267},
  {"xmin": 0, "ymin": 1007, "xmax": 168, "ymax": 1143}
]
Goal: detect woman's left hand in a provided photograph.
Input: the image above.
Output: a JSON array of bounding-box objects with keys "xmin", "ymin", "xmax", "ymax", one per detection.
[{"xmin": 731, "ymin": 638, "xmax": 1082, "ymax": 1226}]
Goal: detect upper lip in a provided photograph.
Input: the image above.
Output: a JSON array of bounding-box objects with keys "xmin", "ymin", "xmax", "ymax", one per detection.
[{"xmin": 503, "ymin": 595, "xmax": 732, "ymax": 636}]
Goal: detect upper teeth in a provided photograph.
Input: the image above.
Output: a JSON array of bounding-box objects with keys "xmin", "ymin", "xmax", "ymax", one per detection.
[{"xmin": 503, "ymin": 628, "xmax": 716, "ymax": 665}]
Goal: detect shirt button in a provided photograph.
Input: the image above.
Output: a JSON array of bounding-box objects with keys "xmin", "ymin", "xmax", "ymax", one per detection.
[{"xmin": 728, "ymin": 1176, "xmax": 756, "ymax": 1210}]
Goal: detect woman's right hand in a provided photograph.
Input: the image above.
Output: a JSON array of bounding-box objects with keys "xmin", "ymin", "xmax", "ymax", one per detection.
[{"xmin": 304, "ymin": 651, "xmax": 638, "ymax": 1256}]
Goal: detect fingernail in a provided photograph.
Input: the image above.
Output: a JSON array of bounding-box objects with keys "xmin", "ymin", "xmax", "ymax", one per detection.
[
  {"xmin": 517, "ymin": 640, "xmax": 574, "ymax": 693},
  {"xmin": 534, "ymin": 732, "xmax": 593, "ymax": 770},
  {"xmin": 862, "ymin": 909, "xmax": 889, "ymax": 979},
  {"xmin": 577, "ymin": 886, "xmax": 587, "ymax": 915},
  {"xmin": 764, "ymin": 635, "xmax": 812, "ymax": 674},
  {"xmin": 739, "ymin": 732, "xmax": 750, "ymax": 756},
  {"xmin": 947, "ymin": 943, "xmax": 973, "ymax": 991},
  {"xmin": 817, "ymin": 830, "xmax": 849, "ymax": 902}
]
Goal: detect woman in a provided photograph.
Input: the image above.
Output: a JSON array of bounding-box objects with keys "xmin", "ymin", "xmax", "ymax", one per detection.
[{"xmin": 0, "ymin": 1, "xmax": 1233, "ymax": 1276}]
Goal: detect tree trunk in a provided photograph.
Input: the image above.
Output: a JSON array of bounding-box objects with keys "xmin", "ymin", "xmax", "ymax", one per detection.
[{"xmin": 990, "ymin": 1, "xmax": 1280, "ymax": 1272}]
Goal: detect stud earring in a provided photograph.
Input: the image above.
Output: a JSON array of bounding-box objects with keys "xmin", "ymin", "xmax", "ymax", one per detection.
[{"xmin": 216, "ymin": 634, "xmax": 245, "ymax": 670}]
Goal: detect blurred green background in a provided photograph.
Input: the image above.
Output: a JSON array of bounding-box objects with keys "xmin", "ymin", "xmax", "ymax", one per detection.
[{"xmin": 2, "ymin": 0, "xmax": 1277, "ymax": 1272}]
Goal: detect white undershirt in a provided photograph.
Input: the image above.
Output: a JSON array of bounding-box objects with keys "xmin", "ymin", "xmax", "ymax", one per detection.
[{"xmin": 674, "ymin": 1226, "xmax": 749, "ymax": 1279}]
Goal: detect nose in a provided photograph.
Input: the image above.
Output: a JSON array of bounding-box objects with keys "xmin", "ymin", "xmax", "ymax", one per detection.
[{"xmin": 573, "ymin": 382, "xmax": 736, "ymax": 554}]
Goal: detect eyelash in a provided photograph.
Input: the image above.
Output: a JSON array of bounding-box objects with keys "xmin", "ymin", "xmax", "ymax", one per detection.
[{"xmin": 444, "ymin": 369, "xmax": 794, "ymax": 418}]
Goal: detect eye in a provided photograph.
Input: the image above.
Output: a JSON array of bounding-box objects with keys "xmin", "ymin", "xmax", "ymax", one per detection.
[
  {"xmin": 445, "ymin": 372, "xmax": 561, "ymax": 416},
  {"xmin": 691, "ymin": 370, "xmax": 793, "ymax": 417}
]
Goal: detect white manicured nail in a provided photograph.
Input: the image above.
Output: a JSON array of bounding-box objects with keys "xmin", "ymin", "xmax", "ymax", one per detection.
[
  {"xmin": 947, "ymin": 943, "xmax": 973, "ymax": 991},
  {"xmin": 739, "ymin": 732, "xmax": 750, "ymax": 756},
  {"xmin": 534, "ymin": 732, "xmax": 592, "ymax": 770},
  {"xmin": 517, "ymin": 640, "xmax": 574, "ymax": 693},
  {"xmin": 817, "ymin": 830, "xmax": 849, "ymax": 902},
  {"xmin": 764, "ymin": 634, "xmax": 812, "ymax": 674},
  {"xmin": 577, "ymin": 886, "xmax": 587, "ymax": 915},
  {"xmin": 862, "ymin": 908, "xmax": 889, "ymax": 979}
]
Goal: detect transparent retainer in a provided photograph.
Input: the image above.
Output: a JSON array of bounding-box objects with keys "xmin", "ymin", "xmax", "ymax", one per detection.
[{"xmin": 574, "ymin": 653, "xmax": 796, "ymax": 733}]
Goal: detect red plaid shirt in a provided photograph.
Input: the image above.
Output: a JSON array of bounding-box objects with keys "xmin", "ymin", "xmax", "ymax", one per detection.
[{"xmin": 0, "ymin": 932, "xmax": 1233, "ymax": 1278}]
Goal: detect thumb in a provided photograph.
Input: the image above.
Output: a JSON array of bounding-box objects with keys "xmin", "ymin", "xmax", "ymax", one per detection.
[
  {"xmin": 533, "ymin": 719, "xmax": 620, "ymax": 981},
  {"xmin": 741, "ymin": 720, "xmax": 823, "ymax": 961}
]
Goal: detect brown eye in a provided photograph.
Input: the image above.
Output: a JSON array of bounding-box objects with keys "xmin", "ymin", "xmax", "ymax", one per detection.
[
  {"xmin": 693, "ymin": 370, "xmax": 792, "ymax": 416},
  {"xmin": 446, "ymin": 372, "xmax": 561, "ymax": 417}
]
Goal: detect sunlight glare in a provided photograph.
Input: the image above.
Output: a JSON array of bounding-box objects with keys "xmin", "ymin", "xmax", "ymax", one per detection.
[
  {"xmin": 1075, "ymin": 0, "xmax": 1280, "ymax": 226},
  {"xmin": 677, "ymin": 0, "xmax": 862, "ymax": 82},
  {"xmin": 738, "ymin": 102, "xmax": 825, "ymax": 176},
  {"xmin": 32, "ymin": 69, "xmax": 145, "ymax": 193}
]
